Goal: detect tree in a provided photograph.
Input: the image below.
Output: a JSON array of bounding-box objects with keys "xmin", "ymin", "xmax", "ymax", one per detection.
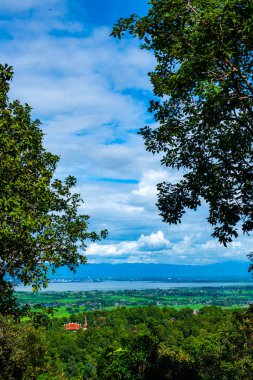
[
  {"xmin": 0, "ymin": 315, "xmax": 67, "ymax": 380},
  {"xmin": 0, "ymin": 64, "xmax": 107, "ymax": 317},
  {"xmin": 111, "ymin": 0, "xmax": 253, "ymax": 248}
]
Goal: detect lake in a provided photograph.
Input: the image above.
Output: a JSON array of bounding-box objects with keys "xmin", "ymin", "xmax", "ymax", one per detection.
[{"xmin": 16, "ymin": 280, "xmax": 253, "ymax": 292}]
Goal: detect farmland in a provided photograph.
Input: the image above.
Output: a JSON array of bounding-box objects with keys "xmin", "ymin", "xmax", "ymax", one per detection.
[{"xmin": 16, "ymin": 285, "xmax": 253, "ymax": 317}]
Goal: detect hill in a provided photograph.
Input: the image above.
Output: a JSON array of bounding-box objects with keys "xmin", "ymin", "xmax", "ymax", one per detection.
[{"xmin": 50, "ymin": 262, "xmax": 251, "ymax": 281}]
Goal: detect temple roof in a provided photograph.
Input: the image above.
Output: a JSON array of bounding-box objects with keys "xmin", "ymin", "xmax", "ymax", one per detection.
[{"xmin": 64, "ymin": 323, "xmax": 82, "ymax": 331}]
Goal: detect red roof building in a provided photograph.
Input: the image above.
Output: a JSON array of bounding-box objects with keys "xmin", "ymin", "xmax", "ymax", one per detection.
[
  {"xmin": 64, "ymin": 316, "xmax": 88, "ymax": 331},
  {"xmin": 64, "ymin": 322, "xmax": 82, "ymax": 331}
]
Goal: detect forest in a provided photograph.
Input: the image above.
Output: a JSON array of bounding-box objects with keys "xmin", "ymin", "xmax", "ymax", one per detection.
[{"xmin": 1, "ymin": 305, "xmax": 252, "ymax": 379}]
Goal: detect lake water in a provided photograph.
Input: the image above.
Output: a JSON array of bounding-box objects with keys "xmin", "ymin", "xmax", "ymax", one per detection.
[{"xmin": 16, "ymin": 280, "xmax": 253, "ymax": 292}]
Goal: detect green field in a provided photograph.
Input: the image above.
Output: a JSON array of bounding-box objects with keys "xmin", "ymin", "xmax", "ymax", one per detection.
[{"xmin": 15, "ymin": 286, "xmax": 253, "ymax": 317}]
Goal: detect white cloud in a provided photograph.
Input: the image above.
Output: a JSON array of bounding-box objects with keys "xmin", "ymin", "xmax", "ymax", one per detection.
[
  {"xmin": 202, "ymin": 240, "xmax": 242, "ymax": 251},
  {"xmin": 138, "ymin": 231, "xmax": 170, "ymax": 250},
  {"xmin": 87, "ymin": 231, "xmax": 170, "ymax": 257},
  {"xmin": 133, "ymin": 168, "xmax": 182, "ymax": 200},
  {"xmin": 133, "ymin": 170, "xmax": 166, "ymax": 198},
  {"xmin": 86, "ymin": 230, "xmax": 251, "ymax": 264}
]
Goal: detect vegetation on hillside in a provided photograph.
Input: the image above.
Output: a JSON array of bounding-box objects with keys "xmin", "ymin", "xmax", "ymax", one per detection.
[{"xmin": 1, "ymin": 305, "xmax": 252, "ymax": 379}]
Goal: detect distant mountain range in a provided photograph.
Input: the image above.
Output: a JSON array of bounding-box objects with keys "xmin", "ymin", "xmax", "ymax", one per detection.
[{"xmin": 50, "ymin": 262, "xmax": 252, "ymax": 282}]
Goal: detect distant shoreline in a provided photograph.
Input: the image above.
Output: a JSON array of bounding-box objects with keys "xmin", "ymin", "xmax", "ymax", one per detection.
[{"xmin": 15, "ymin": 280, "xmax": 253, "ymax": 292}]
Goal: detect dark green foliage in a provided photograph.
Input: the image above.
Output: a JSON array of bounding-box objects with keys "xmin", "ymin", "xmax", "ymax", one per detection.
[
  {"xmin": 1, "ymin": 305, "xmax": 252, "ymax": 379},
  {"xmin": 0, "ymin": 64, "xmax": 107, "ymax": 317},
  {"xmin": 0, "ymin": 315, "xmax": 66, "ymax": 380},
  {"xmin": 111, "ymin": 0, "xmax": 253, "ymax": 247},
  {"xmin": 20, "ymin": 305, "xmax": 253, "ymax": 379}
]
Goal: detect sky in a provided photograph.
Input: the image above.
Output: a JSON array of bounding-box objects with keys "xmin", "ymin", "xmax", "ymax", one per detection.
[{"xmin": 0, "ymin": 0, "xmax": 251, "ymax": 265}]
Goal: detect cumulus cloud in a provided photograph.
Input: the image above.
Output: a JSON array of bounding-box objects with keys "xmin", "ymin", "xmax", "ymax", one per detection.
[
  {"xmin": 133, "ymin": 170, "xmax": 167, "ymax": 199},
  {"xmin": 138, "ymin": 231, "xmax": 170, "ymax": 250},
  {"xmin": 86, "ymin": 230, "xmax": 250, "ymax": 264},
  {"xmin": 132, "ymin": 168, "xmax": 183, "ymax": 202},
  {"xmin": 87, "ymin": 231, "xmax": 170, "ymax": 258}
]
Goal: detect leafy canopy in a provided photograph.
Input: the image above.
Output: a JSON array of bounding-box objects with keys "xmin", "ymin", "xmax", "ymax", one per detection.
[
  {"xmin": 112, "ymin": 0, "xmax": 253, "ymax": 247},
  {"xmin": 0, "ymin": 64, "xmax": 107, "ymax": 316}
]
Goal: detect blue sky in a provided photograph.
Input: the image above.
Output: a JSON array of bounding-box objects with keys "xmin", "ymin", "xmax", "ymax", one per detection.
[{"xmin": 0, "ymin": 0, "xmax": 250, "ymax": 264}]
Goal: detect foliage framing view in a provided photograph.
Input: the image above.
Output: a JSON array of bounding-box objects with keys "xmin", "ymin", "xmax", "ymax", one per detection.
[
  {"xmin": 112, "ymin": 0, "xmax": 253, "ymax": 249},
  {"xmin": 0, "ymin": 64, "xmax": 107, "ymax": 317}
]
